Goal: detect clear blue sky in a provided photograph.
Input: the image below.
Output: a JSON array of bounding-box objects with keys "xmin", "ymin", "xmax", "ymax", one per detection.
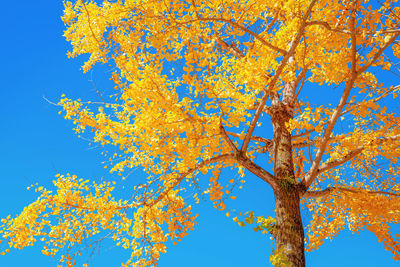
[{"xmin": 0, "ymin": 1, "xmax": 399, "ymax": 267}]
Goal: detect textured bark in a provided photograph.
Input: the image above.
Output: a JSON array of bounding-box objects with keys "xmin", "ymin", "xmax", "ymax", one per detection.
[
  {"xmin": 273, "ymin": 184, "xmax": 305, "ymax": 267},
  {"xmin": 271, "ymin": 100, "xmax": 305, "ymax": 267}
]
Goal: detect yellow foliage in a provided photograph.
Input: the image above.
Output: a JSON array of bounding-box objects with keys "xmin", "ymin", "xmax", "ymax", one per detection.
[{"xmin": 2, "ymin": 0, "xmax": 400, "ymax": 266}]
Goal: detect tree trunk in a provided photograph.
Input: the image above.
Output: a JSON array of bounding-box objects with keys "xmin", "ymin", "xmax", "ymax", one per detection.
[
  {"xmin": 273, "ymin": 184, "xmax": 305, "ymax": 267},
  {"xmin": 271, "ymin": 98, "xmax": 305, "ymax": 267}
]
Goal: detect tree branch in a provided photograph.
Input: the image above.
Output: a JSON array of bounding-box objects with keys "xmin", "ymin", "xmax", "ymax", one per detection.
[
  {"xmin": 213, "ymin": 33, "xmax": 244, "ymax": 58},
  {"xmin": 303, "ymin": 186, "xmax": 400, "ymax": 199},
  {"xmin": 357, "ymin": 32, "xmax": 400, "ymax": 74},
  {"xmin": 226, "ymin": 131, "xmax": 272, "ymax": 145},
  {"xmin": 220, "ymin": 119, "xmax": 240, "ymax": 153},
  {"xmin": 225, "ymin": 131, "xmax": 274, "ymax": 153},
  {"xmin": 236, "ymin": 153, "xmax": 277, "ymax": 190},
  {"xmin": 301, "ymin": 8, "xmax": 358, "ymax": 190},
  {"xmin": 146, "ymin": 153, "xmax": 234, "ymax": 209},
  {"xmin": 293, "ymin": 66, "xmax": 309, "ymax": 90},
  {"xmin": 240, "ymin": 0, "xmax": 318, "ymax": 153},
  {"xmin": 249, "ymin": 102, "xmax": 272, "ymax": 115},
  {"xmin": 306, "ymin": 20, "xmax": 400, "ymax": 35},
  {"xmin": 317, "ymin": 147, "xmax": 364, "ymax": 175},
  {"xmin": 220, "ymin": 124, "xmax": 276, "ymax": 187},
  {"xmin": 292, "ymin": 84, "xmax": 399, "ymax": 140},
  {"xmin": 292, "ymin": 139, "xmax": 316, "ymax": 149},
  {"xmin": 303, "ymin": 134, "xmax": 400, "ymax": 191},
  {"xmin": 192, "ymin": 17, "xmax": 287, "ymax": 55},
  {"xmin": 81, "ymin": 0, "xmax": 102, "ymax": 48}
]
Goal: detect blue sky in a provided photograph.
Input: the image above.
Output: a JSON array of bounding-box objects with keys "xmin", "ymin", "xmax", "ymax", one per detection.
[{"xmin": 0, "ymin": 1, "xmax": 399, "ymax": 267}]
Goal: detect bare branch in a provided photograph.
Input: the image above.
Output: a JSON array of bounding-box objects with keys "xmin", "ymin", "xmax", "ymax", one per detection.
[{"xmin": 43, "ymin": 96, "xmax": 61, "ymax": 106}]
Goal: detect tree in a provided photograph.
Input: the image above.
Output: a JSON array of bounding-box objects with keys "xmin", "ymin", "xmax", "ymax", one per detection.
[{"xmin": 1, "ymin": 0, "xmax": 400, "ymax": 266}]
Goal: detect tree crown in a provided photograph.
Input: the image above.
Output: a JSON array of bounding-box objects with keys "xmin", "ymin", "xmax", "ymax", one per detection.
[{"xmin": 1, "ymin": 0, "xmax": 400, "ymax": 266}]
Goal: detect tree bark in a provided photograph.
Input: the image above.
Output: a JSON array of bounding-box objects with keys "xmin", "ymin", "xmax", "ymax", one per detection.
[
  {"xmin": 271, "ymin": 99, "xmax": 305, "ymax": 267},
  {"xmin": 273, "ymin": 184, "xmax": 305, "ymax": 267}
]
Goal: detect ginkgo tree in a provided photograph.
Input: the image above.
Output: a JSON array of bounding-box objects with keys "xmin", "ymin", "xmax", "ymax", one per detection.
[{"xmin": 1, "ymin": 0, "xmax": 400, "ymax": 266}]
